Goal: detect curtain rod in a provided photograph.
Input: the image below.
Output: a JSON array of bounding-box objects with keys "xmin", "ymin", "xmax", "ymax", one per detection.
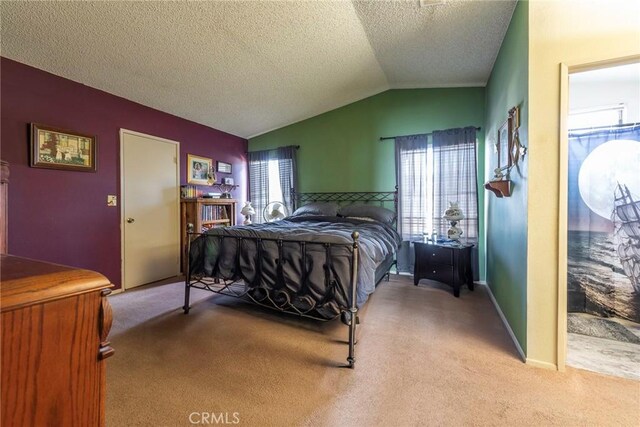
[
  {"xmin": 568, "ymin": 122, "xmax": 640, "ymax": 133},
  {"xmin": 246, "ymin": 145, "xmax": 300, "ymax": 155},
  {"xmin": 379, "ymin": 127, "xmax": 481, "ymax": 141}
]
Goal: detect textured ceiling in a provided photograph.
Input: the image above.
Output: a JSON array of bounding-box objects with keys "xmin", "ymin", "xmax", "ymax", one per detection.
[
  {"xmin": 1, "ymin": 1, "xmax": 516, "ymax": 138},
  {"xmin": 353, "ymin": 0, "xmax": 515, "ymax": 88}
]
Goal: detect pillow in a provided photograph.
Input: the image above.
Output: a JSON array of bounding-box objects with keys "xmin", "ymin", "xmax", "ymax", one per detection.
[
  {"xmin": 345, "ymin": 216, "xmax": 375, "ymax": 222},
  {"xmin": 290, "ymin": 202, "xmax": 339, "ymax": 218},
  {"xmin": 338, "ymin": 204, "xmax": 396, "ymax": 225}
]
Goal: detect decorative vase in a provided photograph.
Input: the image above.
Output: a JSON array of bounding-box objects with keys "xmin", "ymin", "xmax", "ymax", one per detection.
[{"xmin": 446, "ymin": 222, "xmax": 463, "ymax": 241}]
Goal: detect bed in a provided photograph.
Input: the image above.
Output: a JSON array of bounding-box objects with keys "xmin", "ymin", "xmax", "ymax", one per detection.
[{"xmin": 183, "ymin": 190, "xmax": 400, "ymax": 367}]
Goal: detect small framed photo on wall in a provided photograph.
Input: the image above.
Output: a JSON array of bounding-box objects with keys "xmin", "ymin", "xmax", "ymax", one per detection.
[
  {"xmin": 216, "ymin": 161, "xmax": 232, "ymax": 174},
  {"xmin": 187, "ymin": 154, "xmax": 212, "ymax": 185}
]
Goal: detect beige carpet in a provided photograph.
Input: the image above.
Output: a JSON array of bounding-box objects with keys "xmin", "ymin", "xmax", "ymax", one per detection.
[{"xmin": 107, "ymin": 276, "xmax": 640, "ymax": 426}]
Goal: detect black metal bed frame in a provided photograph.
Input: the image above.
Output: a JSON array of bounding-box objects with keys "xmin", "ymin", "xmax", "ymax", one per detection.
[{"xmin": 183, "ymin": 189, "xmax": 398, "ymax": 368}]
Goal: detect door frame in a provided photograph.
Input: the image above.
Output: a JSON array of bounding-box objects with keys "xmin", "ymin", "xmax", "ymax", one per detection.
[
  {"xmin": 556, "ymin": 54, "xmax": 640, "ymax": 370},
  {"xmin": 119, "ymin": 128, "xmax": 181, "ymax": 291}
]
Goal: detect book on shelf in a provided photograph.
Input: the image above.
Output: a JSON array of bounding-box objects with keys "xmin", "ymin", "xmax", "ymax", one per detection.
[
  {"xmin": 180, "ymin": 185, "xmax": 201, "ymax": 199},
  {"xmin": 200, "ymin": 205, "xmax": 232, "ymax": 223}
]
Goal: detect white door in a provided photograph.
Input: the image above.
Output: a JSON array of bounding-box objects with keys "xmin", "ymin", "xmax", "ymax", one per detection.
[{"xmin": 121, "ymin": 129, "xmax": 180, "ymax": 289}]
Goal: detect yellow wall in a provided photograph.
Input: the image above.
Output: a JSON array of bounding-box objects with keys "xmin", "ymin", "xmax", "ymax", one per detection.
[{"xmin": 527, "ymin": 0, "xmax": 640, "ymax": 367}]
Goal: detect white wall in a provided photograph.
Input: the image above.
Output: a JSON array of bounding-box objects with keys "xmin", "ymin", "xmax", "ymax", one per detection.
[{"xmin": 570, "ymin": 78, "xmax": 640, "ymax": 123}]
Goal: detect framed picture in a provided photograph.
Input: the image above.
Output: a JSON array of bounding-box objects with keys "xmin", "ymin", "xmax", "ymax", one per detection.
[
  {"xmin": 30, "ymin": 123, "xmax": 96, "ymax": 172},
  {"xmin": 222, "ymin": 177, "xmax": 234, "ymax": 185},
  {"xmin": 497, "ymin": 118, "xmax": 512, "ymax": 169},
  {"xmin": 216, "ymin": 160, "xmax": 232, "ymax": 174},
  {"xmin": 187, "ymin": 154, "xmax": 213, "ymax": 185}
]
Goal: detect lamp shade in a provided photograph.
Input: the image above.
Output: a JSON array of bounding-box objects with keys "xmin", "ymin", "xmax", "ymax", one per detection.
[
  {"xmin": 241, "ymin": 202, "xmax": 255, "ymax": 216},
  {"xmin": 442, "ymin": 201, "xmax": 464, "ymax": 221}
]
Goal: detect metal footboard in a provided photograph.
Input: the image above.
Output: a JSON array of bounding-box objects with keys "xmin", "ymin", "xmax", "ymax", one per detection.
[{"xmin": 183, "ymin": 228, "xmax": 362, "ymax": 368}]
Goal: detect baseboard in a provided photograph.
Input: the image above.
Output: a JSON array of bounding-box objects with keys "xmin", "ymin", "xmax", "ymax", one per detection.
[
  {"xmin": 109, "ymin": 287, "xmax": 124, "ymax": 295},
  {"xmin": 482, "ymin": 283, "xmax": 526, "ymax": 362},
  {"xmin": 525, "ymin": 358, "xmax": 557, "ymax": 370}
]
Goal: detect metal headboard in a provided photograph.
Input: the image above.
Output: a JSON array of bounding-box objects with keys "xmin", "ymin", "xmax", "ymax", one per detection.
[{"xmin": 291, "ymin": 188, "xmax": 398, "ymax": 221}]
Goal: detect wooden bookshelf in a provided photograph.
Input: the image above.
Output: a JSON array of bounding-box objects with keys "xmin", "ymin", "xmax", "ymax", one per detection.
[{"xmin": 180, "ymin": 198, "xmax": 237, "ymax": 272}]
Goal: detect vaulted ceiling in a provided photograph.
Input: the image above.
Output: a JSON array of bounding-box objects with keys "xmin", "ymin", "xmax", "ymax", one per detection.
[{"xmin": 1, "ymin": 1, "xmax": 516, "ymax": 138}]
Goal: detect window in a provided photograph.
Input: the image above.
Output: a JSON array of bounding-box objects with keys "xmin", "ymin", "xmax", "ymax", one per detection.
[
  {"xmin": 267, "ymin": 159, "xmax": 284, "ymax": 204},
  {"xmin": 248, "ymin": 146, "xmax": 297, "ymax": 223},
  {"xmin": 395, "ymin": 127, "xmax": 478, "ymax": 272},
  {"xmin": 396, "ymin": 129, "xmax": 478, "ymax": 240}
]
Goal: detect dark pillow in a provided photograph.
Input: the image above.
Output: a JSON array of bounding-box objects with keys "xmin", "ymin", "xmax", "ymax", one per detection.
[
  {"xmin": 290, "ymin": 202, "xmax": 339, "ymax": 217},
  {"xmin": 338, "ymin": 204, "xmax": 396, "ymax": 225}
]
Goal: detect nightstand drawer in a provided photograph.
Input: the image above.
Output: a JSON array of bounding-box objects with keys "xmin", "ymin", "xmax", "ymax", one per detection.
[
  {"xmin": 418, "ymin": 246, "xmax": 453, "ymax": 265},
  {"xmin": 422, "ymin": 265, "xmax": 453, "ymax": 284}
]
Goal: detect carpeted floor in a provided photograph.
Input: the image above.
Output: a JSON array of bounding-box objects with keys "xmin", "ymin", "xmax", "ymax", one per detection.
[{"xmin": 107, "ymin": 276, "xmax": 640, "ymax": 426}]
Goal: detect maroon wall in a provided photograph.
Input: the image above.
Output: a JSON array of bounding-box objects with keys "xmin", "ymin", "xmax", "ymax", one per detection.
[{"xmin": 0, "ymin": 58, "xmax": 247, "ymax": 289}]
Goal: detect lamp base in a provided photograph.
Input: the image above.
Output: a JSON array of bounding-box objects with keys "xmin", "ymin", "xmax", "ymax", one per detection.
[{"xmin": 447, "ymin": 220, "xmax": 463, "ymax": 241}]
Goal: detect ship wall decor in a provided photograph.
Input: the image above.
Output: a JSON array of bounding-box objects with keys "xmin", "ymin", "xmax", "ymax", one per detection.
[{"xmin": 567, "ymin": 124, "xmax": 640, "ymax": 323}]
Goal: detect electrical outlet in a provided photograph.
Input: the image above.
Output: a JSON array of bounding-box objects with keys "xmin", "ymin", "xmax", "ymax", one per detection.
[{"xmin": 107, "ymin": 195, "xmax": 117, "ymax": 207}]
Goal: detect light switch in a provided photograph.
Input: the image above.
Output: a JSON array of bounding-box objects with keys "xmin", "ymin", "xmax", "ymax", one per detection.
[{"xmin": 107, "ymin": 195, "xmax": 117, "ymax": 207}]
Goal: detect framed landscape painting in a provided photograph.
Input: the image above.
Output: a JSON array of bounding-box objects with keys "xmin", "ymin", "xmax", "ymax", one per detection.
[{"xmin": 30, "ymin": 124, "xmax": 97, "ymax": 172}]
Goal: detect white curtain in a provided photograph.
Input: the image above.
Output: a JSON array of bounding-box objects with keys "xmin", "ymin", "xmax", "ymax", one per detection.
[
  {"xmin": 432, "ymin": 127, "xmax": 478, "ymax": 240},
  {"xmin": 395, "ymin": 135, "xmax": 429, "ymax": 272}
]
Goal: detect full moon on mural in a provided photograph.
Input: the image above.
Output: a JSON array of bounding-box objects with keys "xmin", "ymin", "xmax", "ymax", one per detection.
[{"xmin": 578, "ymin": 139, "xmax": 640, "ymax": 220}]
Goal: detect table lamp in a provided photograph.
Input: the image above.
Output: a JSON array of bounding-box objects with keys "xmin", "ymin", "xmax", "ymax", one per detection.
[
  {"xmin": 241, "ymin": 202, "xmax": 255, "ymax": 225},
  {"xmin": 443, "ymin": 202, "xmax": 464, "ymax": 241}
]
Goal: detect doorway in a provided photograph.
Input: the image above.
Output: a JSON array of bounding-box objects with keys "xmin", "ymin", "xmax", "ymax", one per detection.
[
  {"xmin": 120, "ymin": 129, "xmax": 180, "ymax": 290},
  {"xmin": 563, "ymin": 61, "xmax": 640, "ymax": 379}
]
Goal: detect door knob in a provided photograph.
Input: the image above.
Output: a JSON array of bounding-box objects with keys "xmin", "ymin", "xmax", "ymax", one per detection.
[{"xmin": 126, "ymin": 218, "xmax": 135, "ymax": 223}]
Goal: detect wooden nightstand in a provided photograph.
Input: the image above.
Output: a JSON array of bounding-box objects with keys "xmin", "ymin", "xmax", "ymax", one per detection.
[{"xmin": 413, "ymin": 241, "xmax": 474, "ymax": 297}]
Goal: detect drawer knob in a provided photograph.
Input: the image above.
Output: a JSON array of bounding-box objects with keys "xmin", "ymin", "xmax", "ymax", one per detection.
[
  {"xmin": 433, "ymin": 270, "xmax": 436, "ymax": 274},
  {"xmin": 432, "ymin": 253, "xmax": 436, "ymax": 256}
]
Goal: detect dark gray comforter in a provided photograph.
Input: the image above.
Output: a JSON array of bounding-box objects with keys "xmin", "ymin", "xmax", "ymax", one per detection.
[{"xmin": 188, "ymin": 215, "xmax": 401, "ymax": 319}]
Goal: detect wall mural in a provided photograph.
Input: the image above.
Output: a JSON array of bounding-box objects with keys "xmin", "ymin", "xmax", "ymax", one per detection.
[{"xmin": 567, "ymin": 125, "xmax": 640, "ymax": 330}]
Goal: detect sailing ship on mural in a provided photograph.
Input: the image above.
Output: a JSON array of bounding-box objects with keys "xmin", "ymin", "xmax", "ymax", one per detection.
[{"xmin": 613, "ymin": 183, "xmax": 640, "ymax": 293}]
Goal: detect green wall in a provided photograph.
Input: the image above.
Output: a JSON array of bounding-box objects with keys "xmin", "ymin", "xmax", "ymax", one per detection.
[
  {"xmin": 249, "ymin": 88, "xmax": 486, "ymax": 278},
  {"xmin": 484, "ymin": 0, "xmax": 528, "ymax": 353}
]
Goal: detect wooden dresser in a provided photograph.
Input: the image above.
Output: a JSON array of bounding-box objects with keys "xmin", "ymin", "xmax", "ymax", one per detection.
[{"xmin": 1, "ymin": 255, "xmax": 114, "ymax": 426}]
